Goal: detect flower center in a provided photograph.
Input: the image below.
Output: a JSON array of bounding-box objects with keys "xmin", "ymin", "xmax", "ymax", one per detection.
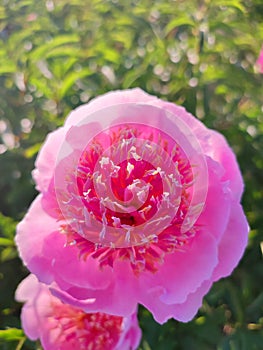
[
  {"xmin": 57, "ymin": 123, "xmax": 200, "ymax": 274},
  {"xmin": 48, "ymin": 302, "xmax": 123, "ymax": 350}
]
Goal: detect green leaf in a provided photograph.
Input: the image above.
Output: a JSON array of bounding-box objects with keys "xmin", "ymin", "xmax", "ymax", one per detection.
[
  {"xmin": 0, "ymin": 213, "xmax": 17, "ymax": 239},
  {"xmin": 165, "ymin": 16, "xmax": 195, "ymax": 36},
  {"xmin": 214, "ymin": 0, "xmax": 246, "ymax": 13},
  {"xmin": 0, "ymin": 62, "xmax": 16, "ymax": 74},
  {"xmin": 0, "ymin": 328, "xmax": 24, "ymax": 342},
  {"xmin": 0, "ymin": 246, "xmax": 17, "ymax": 261},
  {"xmin": 0, "ymin": 237, "xmax": 14, "ymax": 246},
  {"xmin": 31, "ymin": 34, "xmax": 80, "ymax": 62},
  {"xmin": 59, "ymin": 68, "xmax": 93, "ymax": 98},
  {"xmin": 24, "ymin": 142, "xmax": 42, "ymax": 159}
]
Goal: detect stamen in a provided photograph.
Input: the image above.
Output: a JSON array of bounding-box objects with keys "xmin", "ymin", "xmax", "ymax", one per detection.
[{"xmin": 49, "ymin": 302, "xmax": 123, "ymax": 349}]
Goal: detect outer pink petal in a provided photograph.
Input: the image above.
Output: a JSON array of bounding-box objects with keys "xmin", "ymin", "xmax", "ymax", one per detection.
[
  {"xmin": 139, "ymin": 279, "xmax": 212, "ymax": 324},
  {"xmin": 51, "ymin": 260, "xmax": 138, "ymax": 317},
  {"xmin": 49, "ymin": 237, "xmax": 113, "ymax": 290},
  {"xmin": 15, "ymin": 194, "xmax": 111, "ymax": 290},
  {"xmin": 205, "ymin": 130, "xmax": 244, "ymax": 201},
  {"xmin": 15, "ymin": 274, "xmax": 40, "ymax": 301},
  {"xmin": 65, "ymin": 88, "xmax": 157, "ymax": 127},
  {"xmin": 15, "ymin": 195, "xmax": 59, "ymax": 283},
  {"xmin": 149, "ymin": 98, "xmax": 244, "ymax": 201},
  {"xmin": 16, "ymin": 275, "xmax": 54, "ymax": 341},
  {"xmin": 212, "ymin": 202, "xmax": 249, "ymax": 281},
  {"xmin": 137, "ymin": 231, "xmax": 218, "ymax": 309},
  {"xmin": 19, "ymin": 304, "xmax": 40, "ymax": 341},
  {"xmin": 116, "ymin": 312, "xmax": 142, "ymax": 350},
  {"xmin": 197, "ymin": 157, "xmax": 231, "ymax": 242},
  {"xmin": 65, "ymin": 121, "xmax": 102, "ymax": 151},
  {"xmin": 15, "ymin": 275, "xmax": 42, "ymax": 340},
  {"xmin": 33, "ymin": 89, "xmax": 156, "ymax": 194},
  {"xmin": 15, "ymin": 196, "xmax": 137, "ymax": 315},
  {"xmin": 149, "ymin": 98, "xmax": 207, "ymax": 138},
  {"xmin": 32, "ymin": 128, "xmax": 68, "ymax": 192},
  {"xmin": 41, "ymin": 182, "xmax": 61, "ymax": 219}
]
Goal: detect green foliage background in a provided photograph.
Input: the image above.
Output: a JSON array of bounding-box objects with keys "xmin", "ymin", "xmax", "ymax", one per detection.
[{"xmin": 0, "ymin": 0, "xmax": 262, "ymax": 349}]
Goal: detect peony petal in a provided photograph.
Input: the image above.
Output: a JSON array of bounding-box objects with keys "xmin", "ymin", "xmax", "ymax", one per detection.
[
  {"xmin": 65, "ymin": 88, "xmax": 157, "ymax": 126},
  {"xmin": 116, "ymin": 313, "xmax": 142, "ymax": 350},
  {"xmin": 15, "ymin": 274, "xmax": 40, "ymax": 302},
  {"xmin": 15, "ymin": 275, "xmax": 42, "ymax": 340},
  {"xmin": 138, "ymin": 231, "xmax": 218, "ymax": 307},
  {"xmin": 33, "ymin": 128, "xmax": 68, "ymax": 192},
  {"xmin": 15, "ymin": 195, "xmax": 59, "ymax": 284},
  {"xmin": 65, "ymin": 122, "xmax": 102, "ymax": 152},
  {"xmin": 197, "ymin": 157, "xmax": 231, "ymax": 242},
  {"xmin": 140, "ymin": 279, "xmax": 212, "ymax": 324},
  {"xmin": 20, "ymin": 304, "xmax": 40, "ymax": 340},
  {"xmin": 149, "ymin": 98, "xmax": 208, "ymax": 139},
  {"xmin": 150, "ymin": 98, "xmax": 244, "ymax": 201},
  {"xmin": 206, "ymin": 130, "xmax": 244, "ymax": 201},
  {"xmin": 51, "ymin": 260, "xmax": 138, "ymax": 316},
  {"xmin": 212, "ymin": 202, "xmax": 249, "ymax": 281},
  {"xmin": 50, "ymin": 240, "xmax": 113, "ymax": 290}
]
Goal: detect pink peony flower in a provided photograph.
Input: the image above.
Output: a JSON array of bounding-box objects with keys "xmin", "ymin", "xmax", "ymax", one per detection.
[
  {"xmin": 16, "ymin": 88, "xmax": 249, "ymax": 323},
  {"xmin": 256, "ymin": 46, "xmax": 263, "ymax": 73},
  {"xmin": 15, "ymin": 274, "xmax": 141, "ymax": 350}
]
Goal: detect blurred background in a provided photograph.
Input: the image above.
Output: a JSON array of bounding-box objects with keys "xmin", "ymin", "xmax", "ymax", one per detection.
[{"xmin": 0, "ymin": 0, "xmax": 262, "ymax": 349}]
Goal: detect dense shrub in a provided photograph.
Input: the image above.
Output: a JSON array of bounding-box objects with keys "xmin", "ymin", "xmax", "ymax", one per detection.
[{"xmin": 0, "ymin": 0, "xmax": 262, "ymax": 349}]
